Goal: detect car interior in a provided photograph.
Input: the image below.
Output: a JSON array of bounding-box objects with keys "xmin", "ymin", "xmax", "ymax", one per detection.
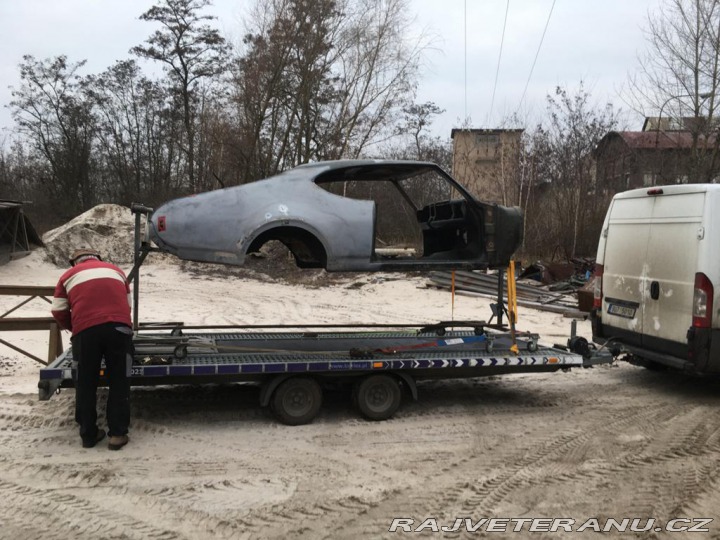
[{"xmin": 313, "ymin": 164, "xmax": 485, "ymax": 264}]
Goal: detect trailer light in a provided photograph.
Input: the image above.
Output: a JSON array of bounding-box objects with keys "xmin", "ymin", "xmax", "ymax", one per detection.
[
  {"xmin": 548, "ymin": 357, "xmax": 559, "ymax": 364},
  {"xmin": 373, "ymin": 362, "xmax": 384, "ymax": 369},
  {"xmin": 158, "ymin": 216, "xmax": 166, "ymax": 232},
  {"xmin": 647, "ymin": 188, "xmax": 664, "ymax": 195},
  {"xmin": 692, "ymin": 272, "xmax": 714, "ymax": 328}
]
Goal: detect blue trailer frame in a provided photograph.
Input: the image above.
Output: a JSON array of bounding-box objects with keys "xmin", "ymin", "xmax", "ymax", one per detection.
[{"xmin": 38, "ymin": 326, "xmax": 593, "ymax": 424}]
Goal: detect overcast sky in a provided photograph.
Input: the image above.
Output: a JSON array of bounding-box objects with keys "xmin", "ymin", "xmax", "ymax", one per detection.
[{"xmin": 0, "ymin": 0, "xmax": 661, "ymax": 143}]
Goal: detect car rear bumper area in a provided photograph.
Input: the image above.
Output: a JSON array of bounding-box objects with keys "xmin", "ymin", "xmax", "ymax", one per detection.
[{"xmin": 591, "ymin": 310, "xmax": 720, "ymax": 374}]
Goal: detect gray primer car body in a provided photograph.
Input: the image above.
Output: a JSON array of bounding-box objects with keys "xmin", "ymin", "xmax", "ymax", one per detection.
[{"xmin": 149, "ymin": 160, "xmax": 523, "ymax": 272}]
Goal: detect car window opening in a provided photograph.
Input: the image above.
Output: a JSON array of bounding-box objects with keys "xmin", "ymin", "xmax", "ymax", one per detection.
[{"xmin": 314, "ymin": 166, "xmax": 480, "ymax": 262}]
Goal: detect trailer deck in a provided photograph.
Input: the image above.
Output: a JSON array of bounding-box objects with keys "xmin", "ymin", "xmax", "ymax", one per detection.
[{"xmin": 39, "ymin": 326, "xmax": 591, "ymax": 422}]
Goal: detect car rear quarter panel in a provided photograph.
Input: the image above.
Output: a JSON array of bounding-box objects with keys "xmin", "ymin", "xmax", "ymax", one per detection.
[{"xmin": 150, "ymin": 172, "xmax": 375, "ymax": 268}]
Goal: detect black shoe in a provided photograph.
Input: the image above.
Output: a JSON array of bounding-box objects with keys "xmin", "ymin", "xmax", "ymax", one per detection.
[
  {"xmin": 82, "ymin": 429, "xmax": 106, "ymax": 448},
  {"xmin": 108, "ymin": 434, "xmax": 129, "ymax": 451}
]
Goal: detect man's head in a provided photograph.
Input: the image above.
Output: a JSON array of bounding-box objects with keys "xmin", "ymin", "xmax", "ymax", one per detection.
[{"xmin": 69, "ymin": 248, "xmax": 103, "ymax": 266}]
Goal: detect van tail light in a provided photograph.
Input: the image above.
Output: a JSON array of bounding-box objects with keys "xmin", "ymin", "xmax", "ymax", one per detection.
[
  {"xmin": 692, "ymin": 272, "xmax": 713, "ymax": 328},
  {"xmin": 593, "ymin": 264, "xmax": 604, "ymax": 310}
]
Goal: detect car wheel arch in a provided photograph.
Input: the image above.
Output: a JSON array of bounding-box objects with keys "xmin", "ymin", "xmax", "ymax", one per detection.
[{"xmin": 245, "ymin": 223, "xmax": 329, "ymax": 269}]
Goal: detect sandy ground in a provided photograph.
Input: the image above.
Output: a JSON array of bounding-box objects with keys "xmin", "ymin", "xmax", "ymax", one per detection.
[{"xmin": 1, "ymin": 252, "xmax": 720, "ymax": 539}]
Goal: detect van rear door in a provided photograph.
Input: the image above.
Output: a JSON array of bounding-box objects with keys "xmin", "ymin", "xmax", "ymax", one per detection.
[
  {"xmin": 641, "ymin": 191, "xmax": 704, "ymax": 355},
  {"xmin": 602, "ymin": 196, "xmax": 654, "ymax": 344}
]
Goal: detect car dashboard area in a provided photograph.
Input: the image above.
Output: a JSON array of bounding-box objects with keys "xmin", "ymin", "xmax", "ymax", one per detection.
[{"xmin": 417, "ymin": 200, "xmax": 482, "ymax": 260}]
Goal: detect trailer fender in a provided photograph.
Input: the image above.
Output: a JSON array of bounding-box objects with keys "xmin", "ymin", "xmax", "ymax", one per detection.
[
  {"xmin": 260, "ymin": 374, "xmax": 295, "ymax": 407},
  {"xmin": 394, "ymin": 372, "xmax": 417, "ymax": 401}
]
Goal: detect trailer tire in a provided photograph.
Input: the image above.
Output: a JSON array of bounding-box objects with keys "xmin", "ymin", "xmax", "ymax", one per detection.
[
  {"xmin": 355, "ymin": 375, "xmax": 401, "ymax": 421},
  {"xmin": 271, "ymin": 377, "xmax": 322, "ymax": 426}
]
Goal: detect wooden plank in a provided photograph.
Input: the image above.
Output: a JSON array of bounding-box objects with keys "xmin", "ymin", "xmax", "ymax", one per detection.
[
  {"xmin": 48, "ymin": 322, "xmax": 63, "ymax": 363},
  {"xmin": 0, "ymin": 317, "xmax": 58, "ymax": 331},
  {"xmin": 0, "ymin": 285, "xmax": 55, "ymax": 297},
  {"xmin": 0, "ymin": 338, "xmax": 46, "ymax": 365}
]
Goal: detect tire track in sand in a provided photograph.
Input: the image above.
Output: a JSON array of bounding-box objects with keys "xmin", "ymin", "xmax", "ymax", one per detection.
[
  {"xmin": 0, "ymin": 479, "xmax": 183, "ymax": 540},
  {"xmin": 318, "ymin": 402, "xmax": 693, "ymax": 540}
]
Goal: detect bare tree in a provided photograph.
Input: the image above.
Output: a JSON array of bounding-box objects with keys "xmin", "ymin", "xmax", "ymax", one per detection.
[
  {"xmin": 231, "ymin": 0, "xmax": 340, "ymax": 179},
  {"xmin": 90, "ymin": 59, "xmax": 183, "ymax": 204},
  {"xmin": 626, "ymin": 0, "xmax": 720, "ymax": 182},
  {"xmin": 528, "ymin": 84, "xmax": 619, "ymax": 258},
  {"xmin": 9, "ymin": 55, "xmax": 96, "ymax": 217},
  {"xmin": 132, "ymin": 0, "xmax": 228, "ymax": 192},
  {"xmin": 230, "ymin": 0, "xmax": 427, "ymax": 180}
]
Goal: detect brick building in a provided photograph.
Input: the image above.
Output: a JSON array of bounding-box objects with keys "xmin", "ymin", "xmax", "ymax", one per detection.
[
  {"xmin": 594, "ymin": 122, "xmax": 719, "ymax": 191},
  {"xmin": 450, "ymin": 128, "xmax": 524, "ymax": 205}
]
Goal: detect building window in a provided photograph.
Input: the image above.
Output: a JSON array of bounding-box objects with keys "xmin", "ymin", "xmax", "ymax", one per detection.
[
  {"xmin": 475, "ymin": 134, "xmax": 499, "ymax": 146},
  {"xmin": 643, "ymin": 173, "xmax": 654, "ymax": 187}
]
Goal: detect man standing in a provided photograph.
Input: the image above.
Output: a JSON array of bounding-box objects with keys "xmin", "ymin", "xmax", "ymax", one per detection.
[{"xmin": 51, "ymin": 248, "xmax": 133, "ymax": 450}]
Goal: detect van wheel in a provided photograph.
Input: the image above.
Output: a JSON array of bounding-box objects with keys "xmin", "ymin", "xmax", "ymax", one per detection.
[
  {"xmin": 355, "ymin": 375, "xmax": 401, "ymax": 421},
  {"xmin": 272, "ymin": 377, "xmax": 322, "ymax": 425}
]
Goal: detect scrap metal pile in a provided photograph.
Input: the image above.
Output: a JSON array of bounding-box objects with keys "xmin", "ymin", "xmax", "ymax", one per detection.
[{"xmin": 428, "ymin": 259, "xmax": 596, "ymax": 316}]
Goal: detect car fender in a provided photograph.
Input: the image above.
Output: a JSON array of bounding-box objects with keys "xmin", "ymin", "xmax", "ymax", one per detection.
[{"xmin": 237, "ymin": 194, "xmax": 375, "ymax": 269}]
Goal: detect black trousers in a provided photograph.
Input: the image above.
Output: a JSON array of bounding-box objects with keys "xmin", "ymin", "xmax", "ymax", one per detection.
[{"xmin": 72, "ymin": 322, "xmax": 132, "ymax": 443}]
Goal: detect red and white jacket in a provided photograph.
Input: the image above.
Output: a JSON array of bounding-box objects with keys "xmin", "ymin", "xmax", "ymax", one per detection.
[{"xmin": 51, "ymin": 259, "xmax": 132, "ymax": 336}]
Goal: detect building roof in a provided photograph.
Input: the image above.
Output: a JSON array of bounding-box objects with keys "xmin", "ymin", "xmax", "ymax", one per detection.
[
  {"xmin": 450, "ymin": 128, "xmax": 524, "ymax": 139},
  {"xmin": 596, "ymin": 130, "xmax": 717, "ymax": 154}
]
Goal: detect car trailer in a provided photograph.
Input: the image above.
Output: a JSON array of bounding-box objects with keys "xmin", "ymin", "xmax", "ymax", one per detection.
[{"xmin": 38, "ymin": 204, "xmax": 611, "ymax": 425}]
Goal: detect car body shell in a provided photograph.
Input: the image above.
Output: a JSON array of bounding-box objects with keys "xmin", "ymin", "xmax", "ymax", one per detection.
[{"xmin": 149, "ymin": 160, "xmax": 523, "ymax": 272}]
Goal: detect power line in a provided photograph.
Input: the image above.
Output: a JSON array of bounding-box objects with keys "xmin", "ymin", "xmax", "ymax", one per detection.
[
  {"xmin": 488, "ymin": 0, "xmax": 510, "ymax": 127},
  {"xmin": 464, "ymin": 0, "xmax": 468, "ymax": 122},
  {"xmin": 516, "ymin": 0, "xmax": 556, "ymax": 115}
]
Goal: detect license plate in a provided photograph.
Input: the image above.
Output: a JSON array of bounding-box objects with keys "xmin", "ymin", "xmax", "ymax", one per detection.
[{"xmin": 607, "ymin": 303, "xmax": 636, "ymax": 319}]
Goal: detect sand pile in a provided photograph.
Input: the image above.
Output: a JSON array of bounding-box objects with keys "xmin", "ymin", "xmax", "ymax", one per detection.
[{"xmin": 42, "ymin": 204, "xmax": 137, "ymax": 266}]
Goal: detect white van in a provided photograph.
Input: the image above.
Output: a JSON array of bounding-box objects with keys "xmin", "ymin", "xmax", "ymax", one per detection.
[{"xmin": 592, "ymin": 184, "xmax": 720, "ymax": 373}]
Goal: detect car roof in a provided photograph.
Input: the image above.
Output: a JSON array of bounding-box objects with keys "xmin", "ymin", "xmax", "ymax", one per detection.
[
  {"xmin": 291, "ymin": 160, "xmax": 444, "ymax": 183},
  {"xmin": 293, "ymin": 159, "xmax": 438, "ymax": 170}
]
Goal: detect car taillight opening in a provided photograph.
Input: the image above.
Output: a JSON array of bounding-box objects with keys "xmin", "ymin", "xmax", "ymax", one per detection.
[
  {"xmin": 692, "ymin": 272, "xmax": 714, "ymax": 328},
  {"xmin": 593, "ymin": 264, "xmax": 604, "ymax": 310}
]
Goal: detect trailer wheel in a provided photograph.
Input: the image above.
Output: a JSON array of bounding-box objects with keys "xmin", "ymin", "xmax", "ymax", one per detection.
[
  {"xmin": 272, "ymin": 377, "xmax": 322, "ymax": 426},
  {"xmin": 355, "ymin": 375, "xmax": 401, "ymax": 421}
]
